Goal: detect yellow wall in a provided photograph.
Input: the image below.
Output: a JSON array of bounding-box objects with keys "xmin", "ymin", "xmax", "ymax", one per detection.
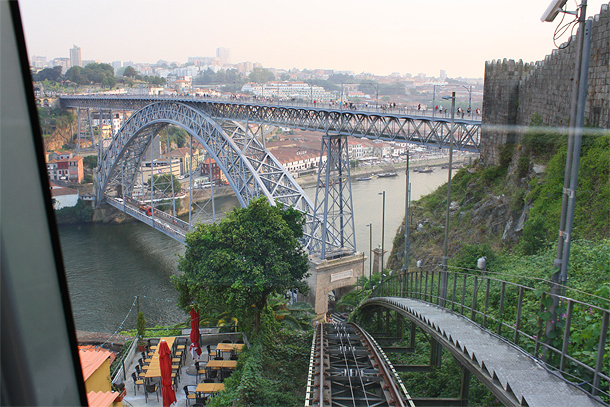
[{"xmin": 84, "ymin": 359, "xmax": 111, "ymax": 393}]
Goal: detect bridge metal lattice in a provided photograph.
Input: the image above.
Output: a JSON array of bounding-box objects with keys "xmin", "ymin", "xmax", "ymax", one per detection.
[
  {"xmin": 61, "ymin": 96, "xmax": 481, "ymax": 151},
  {"xmin": 60, "ymin": 95, "xmax": 481, "ymax": 257},
  {"xmin": 97, "ymin": 101, "xmax": 323, "ymax": 250},
  {"xmin": 311, "ymin": 133, "xmax": 356, "ymax": 259}
]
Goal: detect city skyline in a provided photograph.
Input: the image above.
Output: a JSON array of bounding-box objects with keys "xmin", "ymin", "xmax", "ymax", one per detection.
[{"xmin": 18, "ymin": 0, "xmax": 609, "ymax": 78}]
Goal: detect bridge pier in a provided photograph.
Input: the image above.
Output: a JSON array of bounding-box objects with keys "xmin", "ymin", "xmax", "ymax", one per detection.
[{"xmin": 305, "ymin": 252, "xmax": 365, "ymax": 320}]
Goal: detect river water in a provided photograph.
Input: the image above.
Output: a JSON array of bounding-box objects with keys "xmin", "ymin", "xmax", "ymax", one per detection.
[{"xmin": 59, "ymin": 165, "xmax": 457, "ymax": 333}]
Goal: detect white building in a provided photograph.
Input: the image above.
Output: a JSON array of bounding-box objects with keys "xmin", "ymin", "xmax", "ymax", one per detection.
[
  {"xmin": 91, "ymin": 112, "xmax": 122, "ymax": 132},
  {"xmin": 50, "ymin": 182, "xmax": 79, "ymax": 209},
  {"xmin": 241, "ymin": 81, "xmax": 333, "ymax": 102},
  {"xmin": 216, "ymin": 47, "xmax": 231, "ymax": 65},
  {"xmin": 272, "ymin": 147, "xmax": 326, "ymax": 178},
  {"xmin": 347, "ymin": 140, "xmax": 364, "ymax": 159},
  {"xmin": 70, "ymin": 45, "xmax": 82, "ymax": 68}
]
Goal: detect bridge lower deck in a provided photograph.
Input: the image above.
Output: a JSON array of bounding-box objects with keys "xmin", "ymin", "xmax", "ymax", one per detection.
[{"xmin": 373, "ymin": 297, "xmax": 605, "ymax": 407}]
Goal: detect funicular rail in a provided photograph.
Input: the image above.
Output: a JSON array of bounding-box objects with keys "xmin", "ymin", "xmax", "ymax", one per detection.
[{"xmin": 306, "ymin": 322, "xmax": 414, "ymax": 407}]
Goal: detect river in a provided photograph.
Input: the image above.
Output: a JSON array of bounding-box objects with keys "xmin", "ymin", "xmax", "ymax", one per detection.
[{"xmin": 59, "ymin": 166, "xmax": 457, "ymax": 333}]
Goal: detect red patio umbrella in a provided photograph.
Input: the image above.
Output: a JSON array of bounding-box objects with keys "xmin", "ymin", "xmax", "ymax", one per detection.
[
  {"xmin": 158, "ymin": 340, "xmax": 177, "ymax": 407},
  {"xmin": 189, "ymin": 308, "xmax": 202, "ymax": 360}
]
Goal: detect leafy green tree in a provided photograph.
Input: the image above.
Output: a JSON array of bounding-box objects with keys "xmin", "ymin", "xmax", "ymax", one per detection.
[
  {"xmin": 123, "ymin": 66, "xmax": 137, "ymax": 78},
  {"xmin": 305, "ymin": 78, "xmax": 339, "ymax": 92},
  {"xmin": 147, "ymin": 174, "xmax": 181, "ymax": 194},
  {"xmin": 65, "ymin": 66, "xmax": 88, "ymax": 85},
  {"xmin": 83, "ymin": 155, "xmax": 97, "ymax": 170},
  {"xmin": 173, "ymin": 198, "xmax": 310, "ymax": 336},
  {"xmin": 248, "ymin": 67, "xmax": 275, "ymax": 84},
  {"xmin": 33, "ymin": 66, "xmax": 63, "ymax": 82},
  {"xmin": 328, "ymin": 73, "xmax": 354, "ymax": 85}
]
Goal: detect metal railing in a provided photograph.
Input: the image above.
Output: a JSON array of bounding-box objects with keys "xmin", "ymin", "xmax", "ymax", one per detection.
[
  {"xmin": 61, "ymin": 94, "xmax": 482, "ymax": 124},
  {"xmin": 372, "ymin": 268, "xmax": 609, "ymax": 401}
]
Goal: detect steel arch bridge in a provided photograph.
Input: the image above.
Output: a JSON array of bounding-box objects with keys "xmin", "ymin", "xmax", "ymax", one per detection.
[
  {"xmin": 98, "ymin": 100, "xmax": 334, "ymax": 251},
  {"xmin": 60, "ymin": 95, "xmax": 481, "ymax": 258}
]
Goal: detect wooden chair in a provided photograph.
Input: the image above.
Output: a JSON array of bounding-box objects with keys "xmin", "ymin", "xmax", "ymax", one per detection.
[
  {"xmin": 194, "ymin": 361, "xmax": 207, "ymax": 382},
  {"xmin": 206, "ymin": 344, "xmax": 217, "ymax": 361},
  {"xmin": 141, "ymin": 351, "xmax": 152, "ymax": 364},
  {"xmin": 183, "ymin": 385, "xmax": 197, "ymax": 406},
  {"xmin": 131, "ymin": 372, "xmax": 144, "ymax": 394},
  {"xmin": 138, "ymin": 358, "xmax": 149, "ymax": 371},
  {"xmin": 144, "ymin": 382, "xmax": 159, "ymax": 403}
]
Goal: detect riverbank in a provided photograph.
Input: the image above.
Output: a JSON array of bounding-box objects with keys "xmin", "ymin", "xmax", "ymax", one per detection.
[{"xmin": 294, "ymin": 153, "xmax": 476, "ymax": 189}]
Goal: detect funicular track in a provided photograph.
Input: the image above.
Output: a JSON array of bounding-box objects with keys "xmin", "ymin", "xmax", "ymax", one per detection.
[{"xmin": 306, "ymin": 321, "xmax": 414, "ymax": 407}]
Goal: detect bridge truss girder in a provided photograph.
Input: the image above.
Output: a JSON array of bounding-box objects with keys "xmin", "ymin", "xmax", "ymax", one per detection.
[
  {"xmin": 97, "ymin": 101, "xmax": 326, "ymax": 252},
  {"xmin": 61, "ymin": 96, "xmax": 481, "ymax": 151}
]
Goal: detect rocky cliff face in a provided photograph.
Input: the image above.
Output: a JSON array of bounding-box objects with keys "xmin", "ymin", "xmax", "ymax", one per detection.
[{"xmin": 386, "ymin": 149, "xmax": 537, "ymax": 271}]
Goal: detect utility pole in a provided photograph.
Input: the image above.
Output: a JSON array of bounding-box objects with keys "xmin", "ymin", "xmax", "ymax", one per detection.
[
  {"xmin": 541, "ymin": 0, "xmax": 590, "ymax": 360},
  {"xmin": 440, "ymin": 92, "xmax": 456, "ymax": 307},
  {"xmin": 404, "ymin": 153, "xmax": 410, "ymax": 273}
]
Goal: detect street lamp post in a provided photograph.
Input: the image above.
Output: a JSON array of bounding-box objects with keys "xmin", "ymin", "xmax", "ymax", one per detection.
[
  {"xmin": 366, "ymin": 223, "xmax": 373, "ymax": 278},
  {"xmin": 363, "ymin": 82, "xmax": 379, "ymax": 111},
  {"xmin": 378, "ymin": 191, "xmax": 386, "ymax": 279},
  {"xmin": 310, "ymin": 84, "xmax": 313, "ymax": 106},
  {"xmin": 440, "ymin": 91, "xmax": 456, "ymax": 307},
  {"xmin": 461, "ymin": 85, "xmax": 472, "ymax": 115},
  {"xmin": 432, "ymin": 85, "xmax": 440, "ymax": 118},
  {"xmin": 404, "ymin": 152, "xmax": 410, "ymax": 274}
]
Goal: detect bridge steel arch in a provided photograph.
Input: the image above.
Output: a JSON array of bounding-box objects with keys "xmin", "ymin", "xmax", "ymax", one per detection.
[
  {"xmin": 357, "ymin": 297, "xmax": 605, "ymax": 407},
  {"xmin": 98, "ymin": 101, "xmax": 324, "ymax": 250}
]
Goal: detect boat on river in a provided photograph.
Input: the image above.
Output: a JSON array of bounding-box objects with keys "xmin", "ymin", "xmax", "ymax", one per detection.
[
  {"xmin": 377, "ymin": 172, "xmax": 398, "ymax": 178},
  {"xmin": 417, "ymin": 167, "xmax": 433, "ymax": 173},
  {"xmin": 356, "ymin": 176, "xmax": 373, "ymax": 181}
]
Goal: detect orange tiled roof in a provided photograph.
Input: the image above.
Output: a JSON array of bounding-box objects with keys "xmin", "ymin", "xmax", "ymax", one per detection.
[
  {"xmin": 50, "ymin": 185, "xmax": 78, "ymax": 197},
  {"xmin": 79, "ymin": 348, "xmax": 112, "ymax": 381},
  {"xmin": 170, "ymin": 147, "xmax": 191, "ymax": 157},
  {"xmin": 86, "ymin": 391, "xmax": 118, "ymax": 407}
]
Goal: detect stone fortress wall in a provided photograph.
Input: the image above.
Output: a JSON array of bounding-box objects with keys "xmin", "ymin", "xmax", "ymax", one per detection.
[{"xmin": 481, "ymin": 3, "xmax": 609, "ymax": 165}]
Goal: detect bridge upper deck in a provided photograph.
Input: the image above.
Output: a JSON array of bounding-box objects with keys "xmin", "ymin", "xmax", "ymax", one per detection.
[{"xmin": 60, "ymin": 95, "xmax": 481, "ymax": 151}]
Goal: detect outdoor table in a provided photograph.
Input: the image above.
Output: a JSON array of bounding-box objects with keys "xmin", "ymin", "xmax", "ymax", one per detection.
[
  {"xmin": 205, "ymin": 360, "xmax": 237, "ymax": 369},
  {"xmin": 143, "ymin": 337, "xmax": 176, "ymax": 380},
  {"xmin": 196, "ymin": 382, "xmax": 225, "ymax": 394},
  {"xmin": 215, "ymin": 343, "xmax": 245, "ymax": 357}
]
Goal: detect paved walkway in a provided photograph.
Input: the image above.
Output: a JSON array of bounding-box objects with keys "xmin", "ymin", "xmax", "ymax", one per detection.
[{"xmin": 371, "ymin": 297, "xmax": 605, "ymax": 407}]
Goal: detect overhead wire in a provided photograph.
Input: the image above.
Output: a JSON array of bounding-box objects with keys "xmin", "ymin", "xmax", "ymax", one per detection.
[
  {"xmin": 94, "ymin": 296, "xmax": 138, "ymax": 350},
  {"xmin": 552, "ymin": 2, "xmax": 580, "ymax": 49}
]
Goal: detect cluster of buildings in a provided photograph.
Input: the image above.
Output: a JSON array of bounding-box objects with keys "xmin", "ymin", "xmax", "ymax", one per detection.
[
  {"xmin": 266, "ymin": 129, "xmax": 410, "ymax": 178},
  {"xmin": 241, "ymin": 81, "xmax": 333, "ymax": 102},
  {"xmin": 79, "ymin": 346, "xmax": 123, "ymax": 407}
]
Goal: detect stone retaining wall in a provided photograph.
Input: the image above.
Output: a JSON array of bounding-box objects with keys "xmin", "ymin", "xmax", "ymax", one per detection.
[{"xmin": 481, "ymin": 3, "xmax": 610, "ymax": 165}]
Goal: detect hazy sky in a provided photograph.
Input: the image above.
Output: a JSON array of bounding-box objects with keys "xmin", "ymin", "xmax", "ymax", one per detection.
[{"xmin": 18, "ymin": 0, "xmax": 608, "ymax": 78}]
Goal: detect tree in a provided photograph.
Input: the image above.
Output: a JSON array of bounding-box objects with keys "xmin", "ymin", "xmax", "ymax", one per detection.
[
  {"xmin": 173, "ymin": 198, "xmax": 310, "ymax": 336},
  {"xmin": 248, "ymin": 67, "xmax": 275, "ymax": 84},
  {"xmin": 65, "ymin": 66, "xmax": 88, "ymax": 85},
  {"xmin": 123, "ymin": 66, "xmax": 137, "ymax": 78},
  {"xmin": 33, "ymin": 66, "xmax": 63, "ymax": 82},
  {"xmin": 147, "ymin": 173, "xmax": 181, "ymax": 194}
]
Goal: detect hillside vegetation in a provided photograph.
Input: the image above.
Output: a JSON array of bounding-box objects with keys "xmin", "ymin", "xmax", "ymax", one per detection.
[{"xmin": 388, "ymin": 125, "xmax": 609, "ymax": 279}]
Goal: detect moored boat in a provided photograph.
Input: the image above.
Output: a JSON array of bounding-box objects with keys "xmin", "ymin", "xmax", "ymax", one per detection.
[
  {"xmin": 356, "ymin": 176, "xmax": 373, "ymax": 181},
  {"xmin": 378, "ymin": 172, "xmax": 398, "ymax": 178}
]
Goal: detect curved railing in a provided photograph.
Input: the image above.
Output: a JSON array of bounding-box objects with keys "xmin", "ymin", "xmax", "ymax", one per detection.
[{"xmin": 370, "ymin": 267, "xmax": 609, "ymax": 402}]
